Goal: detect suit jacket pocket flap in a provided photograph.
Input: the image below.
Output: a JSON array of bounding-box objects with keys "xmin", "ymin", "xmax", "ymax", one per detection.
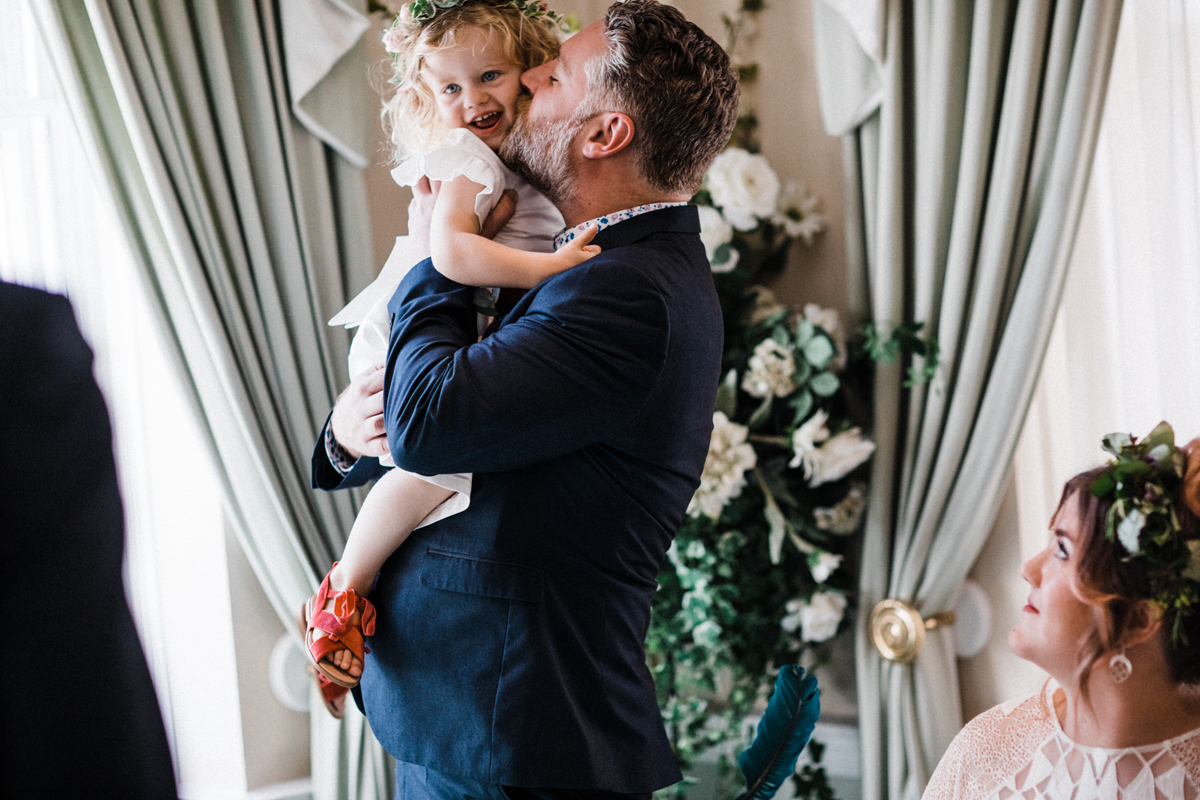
[{"xmin": 420, "ymin": 549, "xmax": 544, "ymax": 603}]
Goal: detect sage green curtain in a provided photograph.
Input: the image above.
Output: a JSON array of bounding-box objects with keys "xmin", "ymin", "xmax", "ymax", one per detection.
[
  {"xmin": 31, "ymin": 1, "xmax": 391, "ymax": 797},
  {"xmin": 811, "ymin": 2, "xmax": 1122, "ymax": 799}
]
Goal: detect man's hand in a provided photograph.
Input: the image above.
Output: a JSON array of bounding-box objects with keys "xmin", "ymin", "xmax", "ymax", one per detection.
[
  {"xmin": 408, "ymin": 178, "xmax": 518, "ymax": 262},
  {"xmin": 480, "ymin": 189, "xmax": 517, "ymax": 240},
  {"xmin": 329, "ymin": 364, "xmax": 389, "ymax": 460}
]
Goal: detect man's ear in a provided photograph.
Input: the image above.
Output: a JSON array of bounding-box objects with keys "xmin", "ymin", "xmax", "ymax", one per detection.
[{"xmin": 581, "ymin": 112, "xmax": 635, "ymax": 159}]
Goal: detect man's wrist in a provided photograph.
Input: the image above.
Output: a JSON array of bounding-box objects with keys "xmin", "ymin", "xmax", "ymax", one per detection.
[{"xmin": 324, "ymin": 422, "xmax": 358, "ymax": 475}]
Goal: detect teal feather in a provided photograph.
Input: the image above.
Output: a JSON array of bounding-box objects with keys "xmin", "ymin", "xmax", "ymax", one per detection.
[{"xmin": 737, "ymin": 665, "xmax": 820, "ymax": 800}]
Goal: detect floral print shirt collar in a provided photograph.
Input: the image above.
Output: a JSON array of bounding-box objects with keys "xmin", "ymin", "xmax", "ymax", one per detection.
[{"xmin": 553, "ymin": 202, "xmax": 688, "ymax": 251}]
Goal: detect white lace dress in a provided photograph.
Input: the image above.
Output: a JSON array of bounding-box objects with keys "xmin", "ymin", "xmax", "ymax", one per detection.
[
  {"xmin": 924, "ymin": 685, "xmax": 1200, "ymax": 800},
  {"xmin": 328, "ymin": 127, "xmax": 562, "ymax": 524}
]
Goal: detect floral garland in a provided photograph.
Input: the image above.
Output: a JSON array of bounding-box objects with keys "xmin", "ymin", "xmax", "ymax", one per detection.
[{"xmin": 1090, "ymin": 421, "xmax": 1200, "ymax": 645}]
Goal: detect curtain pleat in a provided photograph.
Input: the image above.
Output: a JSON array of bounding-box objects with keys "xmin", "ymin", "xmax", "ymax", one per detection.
[
  {"xmin": 31, "ymin": 1, "xmax": 392, "ymax": 797},
  {"xmin": 813, "ymin": 0, "xmax": 1123, "ymax": 797}
]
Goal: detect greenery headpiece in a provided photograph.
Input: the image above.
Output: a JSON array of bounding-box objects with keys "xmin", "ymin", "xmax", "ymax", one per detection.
[
  {"xmin": 382, "ymin": 0, "xmax": 573, "ymax": 84},
  {"xmin": 403, "ymin": 0, "xmax": 567, "ymax": 27},
  {"xmin": 1090, "ymin": 421, "xmax": 1200, "ymax": 645}
]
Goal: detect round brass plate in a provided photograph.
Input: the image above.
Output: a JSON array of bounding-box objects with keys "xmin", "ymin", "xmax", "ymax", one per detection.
[{"xmin": 869, "ymin": 600, "xmax": 956, "ymax": 664}]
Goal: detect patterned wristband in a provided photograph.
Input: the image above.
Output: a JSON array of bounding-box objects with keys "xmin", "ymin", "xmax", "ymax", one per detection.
[{"xmin": 324, "ymin": 423, "xmax": 358, "ymax": 475}]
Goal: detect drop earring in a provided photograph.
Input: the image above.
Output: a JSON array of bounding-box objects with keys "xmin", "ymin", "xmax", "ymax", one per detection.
[{"xmin": 1109, "ymin": 651, "xmax": 1132, "ymax": 683}]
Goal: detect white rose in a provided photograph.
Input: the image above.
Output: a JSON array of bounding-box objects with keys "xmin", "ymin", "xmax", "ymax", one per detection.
[
  {"xmin": 742, "ymin": 338, "xmax": 797, "ymax": 399},
  {"xmin": 705, "ymin": 148, "xmax": 781, "ymax": 231},
  {"xmin": 382, "ymin": 26, "xmax": 406, "ymax": 54},
  {"xmin": 772, "ymin": 180, "xmax": 827, "ymax": 244},
  {"xmin": 806, "ymin": 427, "xmax": 875, "ymax": 487},
  {"xmin": 809, "ymin": 551, "xmax": 843, "ymax": 584},
  {"xmin": 697, "ymin": 205, "xmax": 739, "ymax": 273},
  {"xmin": 789, "ymin": 410, "xmax": 830, "ymax": 473},
  {"xmin": 1117, "ymin": 508, "xmax": 1145, "ymax": 554},
  {"xmin": 799, "ymin": 591, "xmax": 848, "ymax": 642},
  {"xmin": 814, "ymin": 484, "xmax": 866, "ymax": 534},
  {"xmin": 687, "ymin": 412, "xmax": 758, "ymax": 520}
]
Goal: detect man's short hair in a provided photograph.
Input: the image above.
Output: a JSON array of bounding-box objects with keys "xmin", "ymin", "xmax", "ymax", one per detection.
[{"xmin": 592, "ymin": 0, "xmax": 740, "ymax": 195}]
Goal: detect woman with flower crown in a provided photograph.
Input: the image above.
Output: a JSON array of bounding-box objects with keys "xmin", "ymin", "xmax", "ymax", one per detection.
[
  {"xmin": 301, "ymin": 0, "xmax": 599, "ymax": 715},
  {"xmin": 924, "ymin": 422, "xmax": 1200, "ymax": 800}
]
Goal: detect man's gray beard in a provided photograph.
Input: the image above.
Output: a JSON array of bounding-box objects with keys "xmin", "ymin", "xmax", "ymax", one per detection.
[{"xmin": 500, "ymin": 110, "xmax": 583, "ymax": 209}]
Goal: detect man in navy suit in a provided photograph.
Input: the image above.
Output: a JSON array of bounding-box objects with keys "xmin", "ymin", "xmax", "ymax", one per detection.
[{"xmin": 312, "ymin": 2, "xmax": 739, "ymax": 796}]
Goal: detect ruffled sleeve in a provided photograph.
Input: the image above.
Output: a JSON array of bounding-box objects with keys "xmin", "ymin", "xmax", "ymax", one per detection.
[{"xmin": 391, "ymin": 128, "xmax": 507, "ymax": 230}]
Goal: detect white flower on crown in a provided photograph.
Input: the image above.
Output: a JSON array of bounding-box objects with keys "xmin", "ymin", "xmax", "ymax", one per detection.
[
  {"xmin": 809, "ymin": 551, "xmax": 843, "ymax": 584},
  {"xmin": 1117, "ymin": 508, "xmax": 1145, "ymax": 554},
  {"xmin": 697, "ymin": 205, "xmax": 739, "ymax": 273},
  {"xmin": 705, "ymin": 148, "xmax": 781, "ymax": 231},
  {"xmin": 382, "ymin": 26, "xmax": 405, "ymax": 54},
  {"xmin": 814, "ymin": 484, "xmax": 866, "ymax": 534},
  {"xmin": 687, "ymin": 412, "xmax": 758, "ymax": 520},
  {"xmin": 742, "ymin": 338, "xmax": 797, "ymax": 399},
  {"xmin": 772, "ymin": 181, "xmax": 827, "ymax": 244},
  {"xmin": 802, "ymin": 303, "xmax": 845, "ymax": 370},
  {"xmin": 782, "ymin": 591, "xmax": 847, "ymax": 642}
]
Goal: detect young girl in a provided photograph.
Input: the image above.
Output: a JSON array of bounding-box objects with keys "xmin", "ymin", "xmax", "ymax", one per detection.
[{"xmin": 302, "ymin": 0, "xmax": 597, "ymax": 710}]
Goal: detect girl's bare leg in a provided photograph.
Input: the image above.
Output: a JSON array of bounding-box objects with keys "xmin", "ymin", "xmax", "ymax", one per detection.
[{"xmin": 320, "ymin": 470, "xmax": 454, "ymax": 675}]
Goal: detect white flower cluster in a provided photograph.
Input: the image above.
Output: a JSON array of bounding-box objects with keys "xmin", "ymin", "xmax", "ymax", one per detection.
[
  {"xmin": 773, "ymin": 181, "xmax": 827, "ymax": 245},
  {"xmin": 781, "ymin": 591, "xmax": 847, "ymax": 642},
  {"xmin": 808, "ymin": 551, "xmax": 842, "ymax": 583},
  {"xmin": 706, "ymin": 148, "xmax": 780, "ymax": 231},
  {"xmin": 687, "ymin": 412, "xmax": 758, "ymax": 520},
  {"xmin": 698, "ymin": 149, "xmax": 827, "ymax": 273},
  {"xmin": 814, "ymin": 484, "xmax": 866, "ymax": 534},
  {"xmin": 790, "ymin": 410, "xmax": 876, "ymax": 488},
  {"xmin": 741, "ymin": 338, "xmax": 797, "ymax": 399}
]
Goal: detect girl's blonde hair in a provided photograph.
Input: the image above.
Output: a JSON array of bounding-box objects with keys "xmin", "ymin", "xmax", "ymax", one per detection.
[{"xmin": 382, "ymin": 2, "xmax": 560, "ymax": 160}]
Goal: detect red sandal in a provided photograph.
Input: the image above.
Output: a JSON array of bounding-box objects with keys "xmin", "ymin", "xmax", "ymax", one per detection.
[
  {"xmin": 295, "ymin": 608, "xmax": 351, "ymax": 718},
  {"xmin": 303, "ymin": 563, "xmax": 377, "ymax": 689}
]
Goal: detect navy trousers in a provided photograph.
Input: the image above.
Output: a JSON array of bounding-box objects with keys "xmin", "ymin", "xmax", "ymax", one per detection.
[{"xmin": 395, "ymin": 762, "xmax": 652, "ymax": 800}]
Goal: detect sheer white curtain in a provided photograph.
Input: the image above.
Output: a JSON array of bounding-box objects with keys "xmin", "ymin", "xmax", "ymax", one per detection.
[
  {"xmin": 1016, "ymin": 0, "xmax": 1200, "ymax": 537},
  {"xmin": 0, "ymin": 0, "xmax": 269, "ymax": 794}
]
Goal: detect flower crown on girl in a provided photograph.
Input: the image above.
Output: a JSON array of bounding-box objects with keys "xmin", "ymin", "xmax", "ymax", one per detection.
[
  {"xmin": 1090, "ymin": 421, "xmax": 1200, "ymax": 645},
  {"xmin": 381, "ymin": 0, "xmax": 574, "ymax": 83}
]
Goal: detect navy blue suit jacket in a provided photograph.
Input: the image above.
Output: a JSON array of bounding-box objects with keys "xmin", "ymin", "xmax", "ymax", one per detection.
[
  {"xmin": 313, "ymin": 206, "xmax": 721, "ymax": 791},
  {"xmin": 1, "ymin": 283, "xmax": 176, "ymax": 798}
]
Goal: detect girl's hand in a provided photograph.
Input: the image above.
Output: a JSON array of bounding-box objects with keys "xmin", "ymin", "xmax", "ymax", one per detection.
[{"xmin": 556, "ymin": 224, "xmax": 602, "ymax": 269}]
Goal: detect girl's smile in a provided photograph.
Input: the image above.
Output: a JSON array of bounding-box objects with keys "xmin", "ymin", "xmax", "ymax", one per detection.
[{"xmin": 423, "ymin": 28, "xmax": 523, "ymax": 151}]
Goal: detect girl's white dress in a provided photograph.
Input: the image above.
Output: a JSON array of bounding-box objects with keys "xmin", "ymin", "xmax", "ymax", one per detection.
[
  {"xmin": 329, "ymin": 127, "xmax": 563, "ymax": 526},
  {"xmin": 924, "ymin": 683, "xmax": 1200, "ymax": 800}
]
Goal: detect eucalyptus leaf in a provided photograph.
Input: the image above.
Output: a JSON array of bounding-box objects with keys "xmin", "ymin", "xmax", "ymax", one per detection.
[
  {"xmin": 765, "ymin": 500, "xmax": 786, "ymax": 565},
  {"xmin": 802, "ymin": 335, "xmax": 834, "ymax": 368},
  {"xmin": 715, "ymin": 369, "xmax": 738, "ymax": 418},
  {"xmin": 810, "ymin": 372, "xmax": 839, "ymax": 397},
  {"xmin": 794, "ymin": 319, "xmax": 815, "ymax": 347},
  {"xmin": 713, "ymin": 242, "xmax": 733, "ymax": 266},
  {"xmin": 772, "ymin": 325, "xmax": 790, "ymax": 347},
  {"xmin": 747, "ymin": 394, "xmax": 773, "ymax": 429},
  {"xmin": 791, "ymin": 390, "xmax": 813, "ymax": 425},
  {"xmin": 792, "ymin": 358, "xmax": 812, "ymax": 385}
]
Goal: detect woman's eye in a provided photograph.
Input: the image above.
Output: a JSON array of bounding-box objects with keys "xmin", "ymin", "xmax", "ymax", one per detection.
[
  {"xmin": 549, "ymin": 75, "xmax": 558, "ymax": 84},
  {"xmin": 482, "ymin": 70, "xmax": 499, "ymax": 83},
  {"xmin": 1055, "ymin": 539, "xmax": 1069, "ymax": 559},
  {"xmin": 444, "ymin": 84, "xmax": 459, "ymax": 95}
]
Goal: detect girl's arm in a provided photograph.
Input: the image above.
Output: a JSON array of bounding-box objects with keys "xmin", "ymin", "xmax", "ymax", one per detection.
[{"xmin": 430, "ymin": 175, "xmax": 599, "ymax": 289}]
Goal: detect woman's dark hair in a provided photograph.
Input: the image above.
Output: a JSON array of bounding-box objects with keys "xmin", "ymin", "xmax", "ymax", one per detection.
[{"xmin": 1058, "ymin": 438, "xmax": 1200, "ymax": 687}]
